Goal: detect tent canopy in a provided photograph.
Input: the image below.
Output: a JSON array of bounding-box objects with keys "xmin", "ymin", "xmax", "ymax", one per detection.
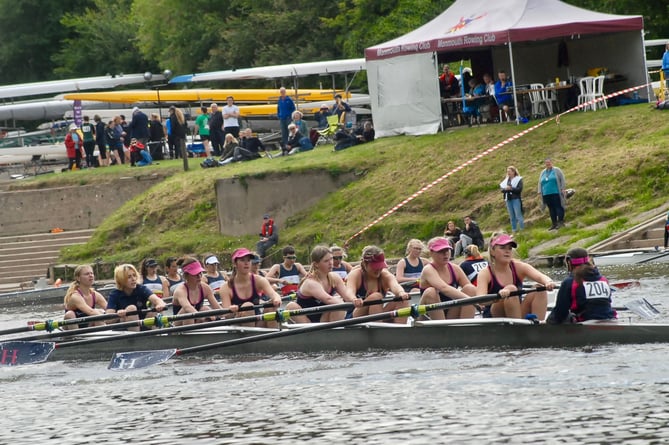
[
  {"xmin": 365, "ymin": 0, "xmax": 645, "ymax": 138},
  {"xmin": 366, "ymin": 0, "xmax": 642, "ymax": 60}
]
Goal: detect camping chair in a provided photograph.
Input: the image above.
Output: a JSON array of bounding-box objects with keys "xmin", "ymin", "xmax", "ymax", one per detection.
[
  {"xmin": 592, "ymin": 75, "xmax": 607, "ymax": 110},
  {"xmin": 316, "ymin": 114, "xmax": 340, "ymax": 145}
]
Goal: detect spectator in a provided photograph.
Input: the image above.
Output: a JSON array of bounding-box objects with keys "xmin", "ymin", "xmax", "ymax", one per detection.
[
  {"xmin": 439, "ymin": 64, "xmax": 459, "ymax": 98},
  {"xmin": 148, "ymin": 113, "xmax": 166, "ymax": 161},
  {"xmin": 64, "ymin": 123, "xmax": 83, "ymax": 170},
  {"xmin": 208, "ymin": 103, "xmax": 224, "ymax": 156},
  {"xmin": 277, "ymin": 87, "xmax": 296, "ymax": 150},
  {"xmin": 538, "ymin": 158, "xmax": 567, "ymax": 231},
  {"xmin": 194, "ymin": 106, "xmax": 212, "ymax": 157},
  {"xmin": 129, "ymin": 139, "xmax": 153, "ymax": 167},
  {"xmin": 481, "ymin": 73, "xmax": 498, "ymax": 123},
  {"xmin": 168, "ymin": 105, "xmax": 187, "ymax": 161},
  {"xmin": 256, "ymin": 214, "xmax": 278, "ymax": 259},
  {"xmin": 240, "ymin": 128, "xmax": 267, "ymax": 157},
  {"xmin": 112, "ymin": 116, "xmax": 125, "ymax": 164},
  {"xmin": 285, "ymin": 123, "xmax": 313, "ymax": 155},
  {"xmin": 314, "ymin": 103, "xmax": 331, "ymax": 129},
  {"xmin": 266, "ymin": 245, "xmax": 308, "ymax": 296},
  {"xmin": 663, "ymin": 42, "xmax": 669, "ymax": 89},
  {"xmin": 219, "ymin": 133, "xmax": 239, "ymax": 162},
  {"xmin": 462, "ymin": 78, "xmax": 486, "ymax": 125},
  {"xmin": 443, "ymin": 220, "xmax": 462, "ymax": 247},
  {"xmin": 105, "ymin": 119, "xmax": 121, "ymax": 165},
  {"xmin": 218, "ymin": 132, "xmax": 261, "ymax": 164},
  {"xmin": 222, "ymin": 96, "xmax": 240, "ymax": 139},
  {"xmin": 291, "ymin": 111, "xmax": 308, "ymax": 136},
  {"xmin": 94, "ymin": 114, "xmax": 108, "ymax": 167},
  {"xmin": 331, "ymin": 94, "xmax": 351, "ymax": 124},
  {"xmin": 128, "ymin": 106, "xmax": 150, "ymax": 144},
  {"xmin": 454, "ymin": 215, "xmax": 484, "ymax": 256},
  {"xmin": 494, "ymin": 70, "xmax": 514, "ymax": 122},
  {"xmin": 500, "ymin": 165, "xmax": 525, "ymax": 232},
  {"xmin": 357, "ymin": 121, "xmax": 375, "ymax": 143},
  {"xmin": 81, "ymin": 115, "xmax": 96, "ymax": 168},
  {"xmin": 165, "ymin": 114, "xmax": 177, "ymax": 159}
]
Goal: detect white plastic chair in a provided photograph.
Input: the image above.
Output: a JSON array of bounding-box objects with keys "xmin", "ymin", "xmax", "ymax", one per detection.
[
  {"xmin": 577, "ymin": 77, "xmax": 595, "ymax": 111},
  {"xmin": 544, "ymin": 83, "xmax": 558, "ymax": 115},
  {"xmin": 592, "ymin": 75, "xmax": 607, "ymax": 110},
  {"xmin": 528, "ymin": 83, "xmax": 546, "ymax": 118}
]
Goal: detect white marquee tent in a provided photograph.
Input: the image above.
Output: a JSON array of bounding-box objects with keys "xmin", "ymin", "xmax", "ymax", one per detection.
[{"xmin": 365, "ymin": 0, "xmax": 647, "ymax": 137}]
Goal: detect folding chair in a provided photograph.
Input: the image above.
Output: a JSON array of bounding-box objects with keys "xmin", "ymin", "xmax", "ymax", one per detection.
[{"xmin": 316, "ymin": 114, "xmax": 340, "ymax": 145}]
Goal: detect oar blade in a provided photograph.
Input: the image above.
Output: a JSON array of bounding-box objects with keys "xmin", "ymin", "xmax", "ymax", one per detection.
[
  {"xmin": 0, "ymin": 341, "xmax": 54, "ymax": 366},
  {"xmin": 108, "ymin": 349, "xmax": 177, "ymax": 371},
  {"xmin": 624, "ymin": 299, "xmax": 661, "ymax": 319}
]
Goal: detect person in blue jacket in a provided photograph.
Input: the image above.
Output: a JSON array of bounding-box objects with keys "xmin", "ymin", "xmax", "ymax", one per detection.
[
  {"xmin": 547, "ymin": 247, "xmax": 616, "ymax": 324},
  {"xmin": 662, "ymin": 42, "xmax": 669, "ymax": 89}
]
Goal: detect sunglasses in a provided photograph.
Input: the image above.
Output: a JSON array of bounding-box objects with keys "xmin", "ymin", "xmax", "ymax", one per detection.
[
  {"xmin": 285, "ymin": 255, "xmax": 297, "ymax": 259},
  {"xmin": 333, "ymin": 256, "xmax": 343, "ymax": 260}
]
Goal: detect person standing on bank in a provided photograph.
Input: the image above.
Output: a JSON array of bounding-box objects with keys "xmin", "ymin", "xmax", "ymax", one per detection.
[
  {"xmin": 538, "ymin": 158, "xmax": 567, "ymax": 231},
  {"xmin": 277, "ymin": 87, "xmax": 296, "ymax": 150},
  {"xmin": 662, "ymin": 42, "xmax": 669, "ymax": 90},
  {"xmin": 500, "ymin": 165, "xmax": 524, "ymax": 232},
  {"xmin": 222, "ymin": 96, "xmax": 240, "ymax": 139}
]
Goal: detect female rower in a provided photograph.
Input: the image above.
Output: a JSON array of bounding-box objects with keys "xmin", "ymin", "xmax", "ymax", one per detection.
[
  {"xmin": 219, "ymin": 248, "xmax": 282, "ymax": 327},
  {"xmin": 476, "ymin": 233, "xmax": 553, "ymax": 319},
  {"xmin": 285, "ymin": 245, "xmax": 361, "ymax": 323},
  {"xmin": 201, "ymin": 253, "xmax": 227, "ymax": 296},
  {"xmin": 395, "ymin": 239, "xmax": 428, "ymax": 288},
  {"xmin": 346, "ymin": 245, "xmax": 410, "ymax": 323},
  {"xmin": 172, "ymin": 257, "xmax": 222, "ymax": 325},
  {"xmin": 547, "ymin": 247, "xmax": 616, "ymax": 324},
  {"xmin": 418, "ymin": 237, "xmax": 477, "ymax": 320},
  {"xmin": 63, "ymin": 264, "xmax": 108, "ymax": 329},
  {"xmin": 459, "ymin": 244, "xmax": 489, "ymax": 286},
  {"xmin": 330, "ymin": 245, "xmax": 353, "ymax": 281},
  {"xmin": 106, "ymin": 264, "xmax": 167, "ymax": 331},
  {"xmin": 139, "ymin": 258, "xmax": 169, "ymax": 300},
  {"xmin": 165, "ymin": 256, "xmax": 183, "ymax": 297}
]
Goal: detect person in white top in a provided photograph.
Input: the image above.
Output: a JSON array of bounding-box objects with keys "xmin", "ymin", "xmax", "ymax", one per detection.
[{"xmin": 222, "ymin": 96, "xmax": 240, "ymax": 138}]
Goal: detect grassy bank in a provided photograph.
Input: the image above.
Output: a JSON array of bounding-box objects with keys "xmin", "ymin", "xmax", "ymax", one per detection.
[{"xmin": 12, "ymin": 103, "xmax": 669, "ymax": 266}]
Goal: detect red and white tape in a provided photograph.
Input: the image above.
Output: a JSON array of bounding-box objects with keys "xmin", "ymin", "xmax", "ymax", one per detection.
[{"xmin": 344, "ymin": 83, "xmax": 652, "ymax": 247}]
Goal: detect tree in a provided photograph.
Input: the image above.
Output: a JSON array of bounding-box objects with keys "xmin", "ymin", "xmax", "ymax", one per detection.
[
  {"xmin": 0, "ymin": 0, "xmax": 89, "ymax": 83},
  {"xmin": 53, "ymin": 0, "xmax": 152, "ymax": 78}
]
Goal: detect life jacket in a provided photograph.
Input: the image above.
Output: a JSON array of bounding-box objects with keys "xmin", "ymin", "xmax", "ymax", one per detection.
[{"xmin": 261, "ymin": 219, "xmax": 274, "ymax": 237}]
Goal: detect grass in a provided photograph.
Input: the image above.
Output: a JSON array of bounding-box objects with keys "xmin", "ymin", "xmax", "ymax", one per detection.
[{"xmin": 13, "ymin": 103, "xmax": 669, "ymax": 268}]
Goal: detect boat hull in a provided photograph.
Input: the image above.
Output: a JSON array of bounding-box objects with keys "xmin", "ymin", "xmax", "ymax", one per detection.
[{"xmin": 45, "ymin": 319, "xmax": 669, "ymax": 363}]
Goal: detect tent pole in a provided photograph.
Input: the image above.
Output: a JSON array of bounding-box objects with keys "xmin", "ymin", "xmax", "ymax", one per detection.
[{"xmin": 507, "ymin": 40, "xmax": 520, "ymax": 124}]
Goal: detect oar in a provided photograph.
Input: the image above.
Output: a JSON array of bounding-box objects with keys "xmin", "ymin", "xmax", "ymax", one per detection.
[
  {"xmin": 636, "ymin": 250, "xmax": 669, "ymax": 265},
  {"xmin": 108, "ymin": 290, "xmax": 522, "ymax": 370},
  {"xmin": 0, "ymin": 295, "xmax": 409, "ymax": 367},
  {"xmin": 14, "ymin": 301, "xmax": 278, "ymax": 342},
  {"xmin": 0, "ymin": 307, "xmax": 161, "ymax": 337}
]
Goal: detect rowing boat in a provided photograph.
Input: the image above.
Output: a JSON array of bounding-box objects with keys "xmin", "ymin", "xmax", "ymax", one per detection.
[
  {"xmin": 28, "ymin": 318, "xmax": 669, "ymax": 363},
  {"xmin": 592, "ymin": 249, "xmax": 669, "ymax": 267},
  {"xmin": 62, "ymin": 89, "xmax": 349, "ymax": 104}
]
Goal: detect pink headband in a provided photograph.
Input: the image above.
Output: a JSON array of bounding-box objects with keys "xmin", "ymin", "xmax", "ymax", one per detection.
[{"xmin": 569, "ymin": 256, "xmax": 590, "ymax": 265}]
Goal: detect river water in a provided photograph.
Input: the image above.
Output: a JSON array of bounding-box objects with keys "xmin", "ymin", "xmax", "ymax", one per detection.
[{"xmin": 1, "ymin": 264, "xmax": 668, "ymax": 444}]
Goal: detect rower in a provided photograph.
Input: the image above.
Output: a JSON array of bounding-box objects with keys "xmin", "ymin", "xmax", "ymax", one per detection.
[
  {"xmin": 63, "ymin": 264, "xmax": 108, "ymax": 330},
  {"xmin": 476, "ymin": 233, "xmax": 553, "ymax": 319},
  {"xmin": 265, "ymin": 245, "xmax": 308, "ymax": 296},
  {"xmin": 106, "ymin": 264, "xmax": 167, "ymax": 331},
  {"xmin": 284, "ymin": 245, "xmax": 360, "ymax": 323},
  {"xmin": 346, "ymin": 245, "xmax": 410, "ymax": 323},
  {"xmin": 201, "ymin": 253, "xmax": 227, "ymax": 298},
  {"xmin": 547, "ymin": 247, "xmax": 616, "ymax": 324},
  {"xmin": 172, "ymin": 257, "xmax": 222, "ymax": 325},
  {"xmin": 395, "ymin": 239, "xmax": 429, "ymax": 289},
  {"xmin": 139, "ymin": 258, "xmax": 169, "ymax": 299}
]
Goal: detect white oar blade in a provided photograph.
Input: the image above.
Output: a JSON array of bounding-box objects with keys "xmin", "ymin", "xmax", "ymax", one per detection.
[
  {"xmin": 625, "ymin": 299, "xmax": 661, "ymax": 319},
  {"xmin": 0, "ymin": 341, "xmax": 54, "ymax": 366},
  {"xmin": 108, "ymin": 349, "xmax": 177, "ymax": 371}
]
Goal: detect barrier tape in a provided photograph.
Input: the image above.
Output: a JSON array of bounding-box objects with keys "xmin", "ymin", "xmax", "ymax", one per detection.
[{"xmin": 344, "ymin": 82, "xmax": 653, "ymax": 247}]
